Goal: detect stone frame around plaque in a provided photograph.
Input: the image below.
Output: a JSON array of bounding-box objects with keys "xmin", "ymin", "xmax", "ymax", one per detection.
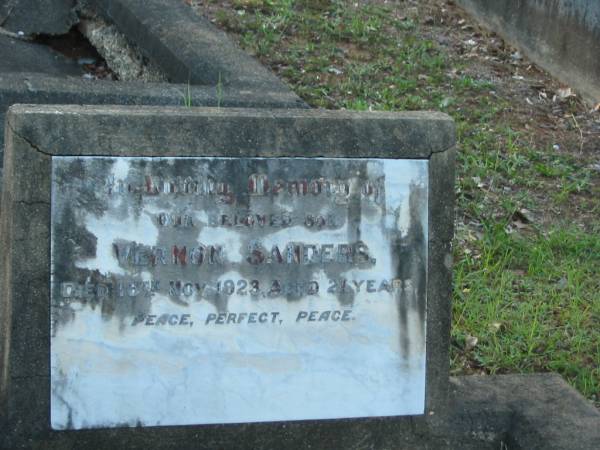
[{"xmin": 0, "ymin": 105, "xmax": 454, "ymax": 448}]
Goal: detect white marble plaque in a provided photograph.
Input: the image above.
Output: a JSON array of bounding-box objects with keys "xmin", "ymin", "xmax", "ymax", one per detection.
[{"xmin": 50, "ymin": 157, "xmax": 428, "ymax": 429}]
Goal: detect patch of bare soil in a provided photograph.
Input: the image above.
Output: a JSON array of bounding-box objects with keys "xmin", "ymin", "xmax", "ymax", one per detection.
[
  {"xmin": 421, "ymin": 0, "xmax": 600, "ymax": 227},
  {"xmin": 420, "ymin": 0, "xmax": 599, "ymax": 146}
]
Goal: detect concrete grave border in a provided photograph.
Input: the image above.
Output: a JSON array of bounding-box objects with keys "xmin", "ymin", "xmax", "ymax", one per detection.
[
  {"xmin": 89, "ymin": 0, "xmax": 295, "ymax": 90},
  {"xmin": 0, "ymin": 104, "xmax": 455, "ymax": 448},
  {"xmin": 0, "ymin": 72, "xmax": 306, "ymax": 194}
]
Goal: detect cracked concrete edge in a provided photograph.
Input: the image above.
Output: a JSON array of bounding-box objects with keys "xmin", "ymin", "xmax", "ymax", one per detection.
[
  {"xmin": 5, "ymin": 119, "xmax": 53, "ymax": 158},
  {"xmin": 5, "ymin": 104, "xmax": 455, "ymax": 159},
  {"xmin": 88, "ymin": 0, "xmax": 305, "ymax": 99},
  {"xmin": 0, "ymin": 119, "xmax": 52, "ymax": 433}
]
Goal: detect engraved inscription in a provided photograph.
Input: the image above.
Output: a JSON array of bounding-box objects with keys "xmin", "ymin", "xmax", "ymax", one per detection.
[{"xmin": 50, "ymin": 156, "xmax": 428, "ymax": 430}]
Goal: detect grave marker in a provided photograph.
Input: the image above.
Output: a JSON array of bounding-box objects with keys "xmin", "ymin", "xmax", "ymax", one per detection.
[{"xmin": 0, "ymin": 105, "xmax": 455, "ymax": 446}]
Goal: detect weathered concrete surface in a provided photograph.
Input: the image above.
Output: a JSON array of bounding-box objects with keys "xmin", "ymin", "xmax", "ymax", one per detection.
[
  {"xmin": 0, "ymin": 0, "xmax": 78, "ymax": 35},
  {"xmin": 456, "ymin": 0, "xmax": 600, "ymax": 104},
  {"xmin": 0, "ymin": 35, "xmax": 81, "ymax": 75},
  {"xmin": 88, "ymin": 0, "xmax": 300, "ymax": 94},
  {"xmin": 0, "ymin": 105, "xmax": 455, "ymax": 448},
  {"xmin": 4, "ymin": 105, "xmax": 455, "ymax": 158},
  {"xmin": 78, "ymin": 17, "xmax": 167, "ymax": 82},
  {"xmin": 449, "ymin": 374, "xmax": 600, "ymax": 450},
  {"xmin": 426, "ymin": 147, "xmax": 454, "ymax": 416}
]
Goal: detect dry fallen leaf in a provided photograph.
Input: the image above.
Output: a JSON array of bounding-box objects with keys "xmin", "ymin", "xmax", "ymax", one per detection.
[
  {"xmin": 513, "ymin": 208, "xmax": 534, "ymax": 224},
  {"xmin": 471, "ymin": 176, "xmax": 485, "ymax": 188},
  {"xmin": 557, "ymin": 87, "xmax": 575, "ymax": 99},
  {"xmin": 465, "ymin": 335, "xmax": 478, "ymax": 351},
  {"xmin": 489, "ymin": 322, "xmax": 503, "ymax": 333}
]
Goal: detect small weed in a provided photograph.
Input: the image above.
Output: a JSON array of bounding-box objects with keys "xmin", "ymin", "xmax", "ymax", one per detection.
[
  {"xmin": 181, "ymin": 79, "xmax": 193, "ymax": 107},
  {"xmin": 216, "ymin": 72, "xmax": 223, "ymax": 107}
]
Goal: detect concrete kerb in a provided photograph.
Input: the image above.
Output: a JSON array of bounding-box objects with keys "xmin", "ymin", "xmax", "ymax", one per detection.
[
  {"xmin": 449, "ymin": 374, "xmax": 600, "ymax": 450},
  {"xmin": 0, "ymin": 72, "xmax": 307, "ymax": 192},
  {"xmin": 88, "ymin": 0, "xmax": 299, "ymax": 93}
]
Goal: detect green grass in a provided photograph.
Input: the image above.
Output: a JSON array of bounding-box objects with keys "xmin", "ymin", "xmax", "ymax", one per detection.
[
  {"xmin": 454, "ymin": 225, "xmax": 600, "ymax": 397},
  {"xmin": 181, "ymin": 80, "xmax": 193, "ymax": 107},
  {"xmin": 201, "ymin": 0, "xmax": 600, "ymax": 403}
]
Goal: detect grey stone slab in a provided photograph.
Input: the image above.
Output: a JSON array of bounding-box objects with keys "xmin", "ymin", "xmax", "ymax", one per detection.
[
  {"xmin": 0, "ymin": 0, "xmax": 78, "ymax": 36},
  {"xmin": 0, "ymin": 35, "xmax": 81, "ymax": 75},
  {"xmin": 88, "ymin": 0, "xmax": 303, "ymax": 96},
  {"xmin": 0, "ymin": 105, "xmax": 455, "ymax": 447}
]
